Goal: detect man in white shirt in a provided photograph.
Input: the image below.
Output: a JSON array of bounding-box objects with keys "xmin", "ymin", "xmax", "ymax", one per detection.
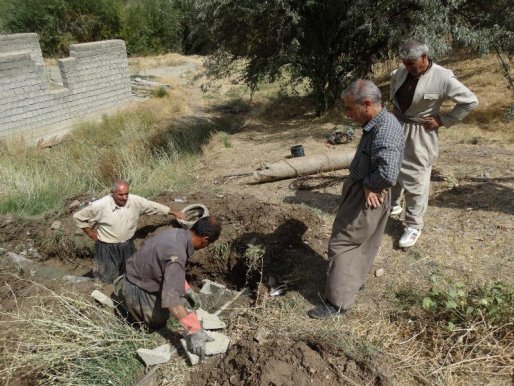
[
  {"xmin": 73, "ymin": 180, "xmax": 185, "ymax": 283},
  {"xmin": 390, "ymin": 39, "xmax": 478, "ymax": 247}
]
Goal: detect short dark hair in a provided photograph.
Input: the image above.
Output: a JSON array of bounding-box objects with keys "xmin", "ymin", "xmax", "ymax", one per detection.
[{"xmin": 191, "ymin": 216, "xmax": 221, "ymax": 243}]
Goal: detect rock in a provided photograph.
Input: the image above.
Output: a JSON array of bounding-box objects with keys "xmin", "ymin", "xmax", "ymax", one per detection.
[
  {"xmin": 63, "ymin": 275, "xmax": 91, "ymax": 284},
  {"xmin": 196, "ymin": 308, "xmax": 226, "ymax": 330},
  {"xmin": 375, "ymin": 268, "xmax": 384, "ymax": 277},
  {"xmin": 6, "ymin": 252, "xmax": 32, "ymax": 264},
  {"xmin": 0, "ymin": 215, "xmax": 13, "ymax": 228},
  {"xmin": 69, "ymin": 200, "xmax": 81, "ymax": 210},
  {"xmin": 254, "ymin": 327, "xmax": 269, "ymax": 344},
  {"xmin": 91, "ymin": 290, "xmax": 114, "ymax": 308},
  {"xmin": 180, "ymin": 331, "xmax": 231, "ymax": 366},
  {"xmin": 200, "ymin": 279, "xmax": 226, "ymax": 295},
  {"xmin": 137, "ymin": 344, "xmax": 173, "ymax": 367},
  {"xmin": 50, "ymin": 220, "xmax": 62, "ymax": 230}
]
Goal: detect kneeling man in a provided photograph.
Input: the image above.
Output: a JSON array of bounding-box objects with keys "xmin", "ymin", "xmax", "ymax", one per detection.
[{"xmin": 117, "ymin": 216, "xmax": 221, "ymax": 358}]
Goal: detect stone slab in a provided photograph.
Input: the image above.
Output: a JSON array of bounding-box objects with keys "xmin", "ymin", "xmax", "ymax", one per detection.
[
  {"xmin": 91, "ymin": 290, "xmax": 114, "ymax": 308},
  {"xmin": 196, "ymin": 308, "xmax": 226, "ymax": 330},
  {"xmin": 199, "ymin": 279, "xmax": 226, "ymax": 295},
  {"xmin": 6, "ymin": 251, "xmax": 32, "ymax": 264},
  {"xmin": 137, "ymin": 344, "xmax": 172, "ymax": 367}
]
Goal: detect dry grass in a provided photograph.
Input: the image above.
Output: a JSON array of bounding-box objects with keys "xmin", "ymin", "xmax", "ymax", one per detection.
[
  {"xmin": 128, "ymin": 53, "xmax": 202, "ymax": 71},
  {"xmin": 0, "ymin": 83, "xmax": 214, "ymax": 215},
  {"xmin": 0, "ymin": 274, "xmax": 157, "ymax": 385},
  {"xmin": 225, "ymin": 286, "xmax": 513, "ymax": 385}
]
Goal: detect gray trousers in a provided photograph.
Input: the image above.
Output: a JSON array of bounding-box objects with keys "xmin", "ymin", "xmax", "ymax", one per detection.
[
  {"xmin": 94, "ymin": 239, "xmax": 135, "ymax": 283},
  {"xmin": 325, "ymin": 177, "xmax": 390, "ymax": 310},
  {"xmin": 117, "ymin": 275, "xmax": 170, "ymax": 330},
  {"xmin": 391, "ymin": 122, "xmax": 438, "ymax": 230}
]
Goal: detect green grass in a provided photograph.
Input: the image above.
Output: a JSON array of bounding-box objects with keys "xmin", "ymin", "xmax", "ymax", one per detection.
[{"xmin": 0, "ymin": 103, "xmax": 232, "ymax": 216}]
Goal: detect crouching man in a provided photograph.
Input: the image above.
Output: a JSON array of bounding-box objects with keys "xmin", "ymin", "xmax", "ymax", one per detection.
[{"xmin": 116, "ymin": 216, "xmax": 221, "ymax": 359}]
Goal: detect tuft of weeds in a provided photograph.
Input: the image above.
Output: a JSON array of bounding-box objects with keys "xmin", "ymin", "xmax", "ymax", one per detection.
[
  {"xmin": 217, "ymin": 132, "xmax": 233, "ymax": 148},
  {"xmin": 392, "ymin": 277, "xmax": 514, "ymax": 382},
  {"xmin": 421, "ymin": 276, "xmax": 514, "ymax": 331},
  {"xmin": 0, "ymin": 276, "xmax": 158, "ymax": 385},
  {"xmin": 211, "ymin": 241, "xmax": 231, "ymax": 262},
  {"xmin": 504, "ymin": 104, "xmax": 514, "ymax": 123},
  {"xmin": 152, "ymin": 86, "xmax": 169, "ymax": 98}
]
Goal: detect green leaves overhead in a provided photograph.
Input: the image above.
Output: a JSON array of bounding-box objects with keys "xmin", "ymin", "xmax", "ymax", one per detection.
[{"xmin": 193, "ymin": 0, "xmax": 514, "ymax": 115}]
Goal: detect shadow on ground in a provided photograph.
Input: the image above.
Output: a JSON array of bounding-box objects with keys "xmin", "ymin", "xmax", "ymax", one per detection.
[
  {"xmin": 431, "ymin": 182, "xmax": 514, "ymax": 215},
  {"xmin": 227, "ymin": 218, "xmax": 328, "ymax": 306}
]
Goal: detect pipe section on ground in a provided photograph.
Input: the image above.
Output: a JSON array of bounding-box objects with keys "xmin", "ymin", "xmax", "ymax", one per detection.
[{"xmin": 253, "ymin": 151, "xmax": 355, "ymax": 183}]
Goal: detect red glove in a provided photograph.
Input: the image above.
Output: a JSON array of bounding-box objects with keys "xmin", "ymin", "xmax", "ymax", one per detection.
[{"xmin": 179, "ymin": 312, "xmax": 201, "ymax": 334}]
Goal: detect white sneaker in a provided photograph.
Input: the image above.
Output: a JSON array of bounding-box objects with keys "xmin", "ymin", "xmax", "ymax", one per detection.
[
  {"xmin": 390, "ymin": 205, "xmax": 403, "ymax": 215},
  {"xmin": 399, "ymin": 227, "xmax": 421, "ymax": 248}
]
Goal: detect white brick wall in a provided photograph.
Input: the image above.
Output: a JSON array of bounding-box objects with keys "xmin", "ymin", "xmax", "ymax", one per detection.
[{"xmin": 0, "ymin": 34, "xmax": 132, "ymax": 143}]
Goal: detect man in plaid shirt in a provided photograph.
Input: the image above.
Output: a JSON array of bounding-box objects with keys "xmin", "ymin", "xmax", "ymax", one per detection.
[{"xmin": 309, "ymin": 79, "xmax": 404, "ymax": 319}]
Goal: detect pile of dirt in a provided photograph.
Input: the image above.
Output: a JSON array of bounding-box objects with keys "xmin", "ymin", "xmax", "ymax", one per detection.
[{"xmin": 188, "ymin": 334, "xmax": 385, "ymax": 386}]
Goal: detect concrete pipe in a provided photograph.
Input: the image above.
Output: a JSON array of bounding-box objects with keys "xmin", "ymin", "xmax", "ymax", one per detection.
[
  {"xmin": 178, "ymin": 204, "xmax": 210, "ymax": 229},
  {"xmin": 253, "ymin": 151, "xmax": 355, "ymax": 183}
]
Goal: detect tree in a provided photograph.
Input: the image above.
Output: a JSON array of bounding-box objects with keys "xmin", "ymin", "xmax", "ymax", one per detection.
[
  {"xmin": 122, "ymin": 0, "xmax": 182, "ymax": 56},
  {"xmin": 2, "ymin": 0, "xmax": 124, "ymax": 57},
  {"xmin": 195, "ymin": 0, "xmax": 514, "ymax": 115}
]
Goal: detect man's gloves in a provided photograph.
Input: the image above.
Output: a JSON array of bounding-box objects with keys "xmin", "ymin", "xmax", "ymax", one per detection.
[
  {"xmin": 179, "ymin": 311, "xmax": 214, "ymax": 362},
  {"xmin": 184, "ymin": 280, "xmax": 202, "ymax": 310},
  {"xmin": 185, "ymin": 329, "xmax": 215, "ymax": 361}
]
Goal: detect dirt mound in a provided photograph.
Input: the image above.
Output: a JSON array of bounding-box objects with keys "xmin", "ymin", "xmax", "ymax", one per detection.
[{"xmin": 188, "ymin": 335, "xmax": 384, "ymax": 386}]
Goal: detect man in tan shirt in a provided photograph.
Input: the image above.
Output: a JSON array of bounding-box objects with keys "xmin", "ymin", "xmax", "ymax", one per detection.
[
  {"xmin": 73, "ymin": 180, "xmax": 185, "ymax": 283},
  {"xmin": 390, "ymin": 39, "xmax": 478, "ymax": 247}
]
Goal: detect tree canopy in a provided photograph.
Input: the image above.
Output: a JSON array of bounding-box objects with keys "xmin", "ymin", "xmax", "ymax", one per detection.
[{"xmin": 193, "ymin": 0, "xmax": 514, "ymax": 115}]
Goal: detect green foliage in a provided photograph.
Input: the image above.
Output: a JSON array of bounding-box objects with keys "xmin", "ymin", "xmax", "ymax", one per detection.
[
  {"xmin": 422, "ymin": 276, "xmax": 514, "ymax": 331},
  {"xmin": 211, "ymin": 241, "xmax": 231, "ymax": 261},
  {"xmin": 194, "ymin": 0, "xmax": 514, "ymax": 115},
  {"xmin": 2, "ymin": 0, "xmax": 124, "ymax": 56},
  {"xmin": 0, "ymin": 0, "xmax": 187, "ymax": 56},
  {"xmin": 122, "ymin": 0, "xmax": 182, "ymax": 55},
  {"xmin": 152, "ymin": 86, "xmax": 169, "ymax": 98},
  {"xmin": 504, "ymin": 105, "xmax": 514, "ymax": 123}
]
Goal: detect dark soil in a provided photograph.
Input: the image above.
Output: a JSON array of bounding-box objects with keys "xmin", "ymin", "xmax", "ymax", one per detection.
[{"xmin": 188, "ymin": 334, "xmax": 386, "ymax": 386}]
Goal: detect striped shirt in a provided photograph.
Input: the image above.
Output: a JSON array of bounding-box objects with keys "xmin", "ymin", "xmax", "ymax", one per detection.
[{"xmin": 349, "ymin": 108, "xmax": 404, "ymax": 192}]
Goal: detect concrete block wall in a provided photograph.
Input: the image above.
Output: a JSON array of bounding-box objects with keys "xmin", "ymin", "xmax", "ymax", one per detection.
[
  {"xmin": 0, "ymin": 34, "xmax": 132, "ymax": 143},
  {"xmin": 0, "ymin": 33, "xmax": 44, "ymax": 65}
]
